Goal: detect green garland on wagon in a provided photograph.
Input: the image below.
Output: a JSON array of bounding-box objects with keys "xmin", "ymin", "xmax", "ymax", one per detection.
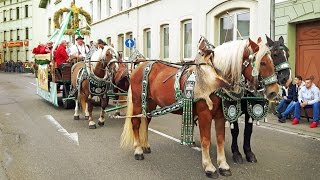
[{"xmin": 53, "ymin": 3, "xmax": 92, "ymax": 36}]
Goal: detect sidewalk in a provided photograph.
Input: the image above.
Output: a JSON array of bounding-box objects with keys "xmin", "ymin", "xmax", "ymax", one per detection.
[{"xmin": 258, "ymin": 114, "xmax": 320, "ymax": 140}]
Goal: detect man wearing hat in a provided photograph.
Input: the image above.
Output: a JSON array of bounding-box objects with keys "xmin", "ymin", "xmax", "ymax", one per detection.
[{"xmin": 70, "ymin": 36, "xmax": 89, "ymax": 62}]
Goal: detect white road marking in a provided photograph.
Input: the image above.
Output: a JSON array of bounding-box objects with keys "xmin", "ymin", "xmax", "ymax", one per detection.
[
  {"xmin": 148, "ymin": 128, "xmax": 201, "ymax": 151},
  {"xmin": 44, "ymin": 115, "xmax": 79, "ymax": 145},
  {"xmin": 29, "ymin": 82, "xmax": 36, "ymax": 86},
  {"xmin": 5, "ymin": 113, "xmax": 11, "ymax": 116}
]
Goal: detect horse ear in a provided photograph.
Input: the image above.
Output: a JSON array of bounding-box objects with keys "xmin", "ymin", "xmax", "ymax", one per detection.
[
  {"xmin": 257, "ymin": 37, "xmax": 262, "ymax": 44},
  {"xmin": 278, "ymin": 36, "xmax": 285, "ymax": 45},
  {"xmin": 265, "ymin": 34, "xmax": 274, "ymax": 46},
  {"xmin": 249, "ymin": 38, "xmax": 259, "ymax": 53}
]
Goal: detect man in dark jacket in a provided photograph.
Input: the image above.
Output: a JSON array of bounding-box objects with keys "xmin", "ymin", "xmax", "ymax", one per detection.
[{"xmin": 277, "ymin": 76, "xmax": 304, "ymax": 123}]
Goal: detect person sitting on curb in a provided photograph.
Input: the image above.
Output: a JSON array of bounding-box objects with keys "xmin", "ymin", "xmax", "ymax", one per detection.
[
  {"xmin": 275, "ymin": 78, "xmax": 292, "ymax": 115},
  {"xmin": 277, "ymin": 76, "xmax": 304, "ymax": 123},
  {"xmin": 291, "ymin": 76, "xmax": 319, "ymax": 128}
]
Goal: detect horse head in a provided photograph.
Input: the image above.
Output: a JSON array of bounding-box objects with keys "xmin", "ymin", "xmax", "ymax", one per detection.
[
  {"xmin": 95, "ymin": 45, "xmax": 119, "ymax": 78},
  {"xmin": 242, "ymin": 38, "xmax": 279, "ymax": 99},
  {"xmin": 266, "ymin": 35, "xmax": 291, "ymax": 86}
]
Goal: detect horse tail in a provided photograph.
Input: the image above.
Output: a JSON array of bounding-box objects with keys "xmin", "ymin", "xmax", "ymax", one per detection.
[
  {"xmin": 120, "ymin": 86, "xmax": 134, "ymax": 148},
  {"xmin": 80, "ymin": 93, "xmax": 87, "ymax": 113}
]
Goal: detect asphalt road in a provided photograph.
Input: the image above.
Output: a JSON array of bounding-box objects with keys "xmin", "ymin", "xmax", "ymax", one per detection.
[{"xmin": 0, "ymin": 72, "xmax": 320, "ymax": 180}]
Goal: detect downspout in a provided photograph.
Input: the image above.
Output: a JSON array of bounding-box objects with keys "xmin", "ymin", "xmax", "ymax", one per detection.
[{"xmin": 270, "ymin": 0, "xmax": 275, "ymax": 39}]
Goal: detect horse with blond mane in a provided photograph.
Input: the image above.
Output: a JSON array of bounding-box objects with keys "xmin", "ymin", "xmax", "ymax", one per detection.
[
  {"xmin": 120, "ymin": 37, "xmax": 279, "ymax": 178},
  {"xmin": 71, "ymin": 46, "xmax": 119, "ymax": 129}
]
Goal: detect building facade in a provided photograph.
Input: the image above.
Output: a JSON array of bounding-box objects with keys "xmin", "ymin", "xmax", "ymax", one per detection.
[
  {"xmin": 275, "ymin": 0, "xmax": 320, "ymax": 86},
  {"xmin": 0, "ymin": 0, "xmax": 33, "ymax": 63},
  {"xmin": 91, "ymin": 0, "xmax": 272, "ymax": 61}
]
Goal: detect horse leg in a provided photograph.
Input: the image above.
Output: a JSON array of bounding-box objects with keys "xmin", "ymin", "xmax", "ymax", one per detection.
[
  {"xmin": 98, "ymin": 96, "xmax": 108, "ymax": 127},
  {"xmin": 243, "ymin": 113, "xmax": 257, "ymax": 163},
  {"xmin": 87, "ymin": 97, "xmax": 96, "ymax": 129},
  {"xmin": 215, "ymin": 118, "xmax": 232, "ymax": 176},
  {"xmin": 132, "ymin": 117, "xmax": 145, "ymax": 160},
  {"xmin": 84, "ymin": 96, "xmax": 90, "ymax": 120},
  {"xmin": 197, "ymin": 111, "xmax": 218, "ymax": 179},
  {"xmin": 230, "ymin": 121, "xmax": 243, "ymax": 164},
  {"xmin": 142, "ymin": 102, "xmax": 156, "ymax": 154},
  {"xmin": 74, "ymin": 92, "xmax": 80, "ymax": 120}
]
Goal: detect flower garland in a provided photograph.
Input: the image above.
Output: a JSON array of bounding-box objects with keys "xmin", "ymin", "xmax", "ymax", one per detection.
[{"xmin": 53, "ymin": 3, "xmax": 92, "ymax": 36}]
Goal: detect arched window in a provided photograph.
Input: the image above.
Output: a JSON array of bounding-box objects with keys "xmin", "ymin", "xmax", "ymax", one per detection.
[{"xmin": 219, "ymin": 10, "xmax": 250, "ymax": 44}]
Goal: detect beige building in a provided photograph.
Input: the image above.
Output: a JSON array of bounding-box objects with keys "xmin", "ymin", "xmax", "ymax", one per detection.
[
  {"xmin": 0, "ymin": 0, "xmax": 33, "ymax": 63},
  {"xmin": 275, "ymin": 0, "xmax": 320, "ymax": 86},
  {"xmin": 91, "ymin": 0, "xmax": 272, "ymax": 62}
]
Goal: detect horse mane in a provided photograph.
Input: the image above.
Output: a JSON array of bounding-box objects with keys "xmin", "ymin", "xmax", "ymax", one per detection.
[
  {"xmin": 213, "ymin": 40, "xmax": 248, "ymax": 86},
  {"xmin": 255, "ymin": 42, "xmax": 272, "ymax": 74}
]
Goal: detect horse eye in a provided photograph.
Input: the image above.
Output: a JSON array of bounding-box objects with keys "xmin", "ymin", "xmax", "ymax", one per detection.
[{"xmin": 261, "ymin": 62, "xmax": 267, "ymax": 66}]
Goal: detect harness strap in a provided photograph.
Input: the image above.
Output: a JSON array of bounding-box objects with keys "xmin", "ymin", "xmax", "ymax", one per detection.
[{"xmin": 142, "ymin": 62, "xmax": 156, "ymax": 116}]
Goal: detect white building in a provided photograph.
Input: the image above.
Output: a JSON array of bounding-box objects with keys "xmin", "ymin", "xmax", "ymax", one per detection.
[
  {"xmin": 91, "ymin": 0, "xmax": 272, "ymax": 62},
  {"xmin": 37, "ymin": 0, "xmax": 92, "ymax": 45},
  {"xmin": 0, "ymin": 0, "xmax": 34, "ymax": 63}
]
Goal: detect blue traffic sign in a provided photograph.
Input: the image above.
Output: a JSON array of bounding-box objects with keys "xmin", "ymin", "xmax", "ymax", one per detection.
[{"xmin": 125, "ymin": 39, "xmax": 135, "ymax": 48}]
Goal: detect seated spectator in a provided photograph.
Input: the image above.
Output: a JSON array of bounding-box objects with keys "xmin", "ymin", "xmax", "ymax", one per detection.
[
  {"xmin": 291, "ymin": 76, "xmax": 319, "ymax": 128},
  {"xmin": 275, "ymin": 78, "xmax": 292, "ymax": 115},
  {"xmin": 277, "ymin": 76, "xmax": 304, "ymax": 123}
]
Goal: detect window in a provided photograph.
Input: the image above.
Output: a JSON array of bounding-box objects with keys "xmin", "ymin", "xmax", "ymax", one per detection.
[
  {"xmin": 25, "ymin": 27, "xmax": 29, "ymax": 39},
  {"xmin": 219, "ymin": 10, "xmax": 250, "ymax": 44},
  {"xmin": 48, "ymin": 18, "xmax": 51, "ymax": 36},
  {"xmin": 3, "ymin": 10, "xmax": 6, "ymax": 22},
  {"xmin": 161, "ymin": 25, "xmax": 169, "ymax": 59},
  {"xmin": 4, "ymin": 31, "xmax": 7, "ymax": 41},
  {"xmin": 106, "ymin": 0, "xmax": 111, "ymax": 16},
  {"xmin": 144, "ymin": 29, "xmax": 151, "ymax": 59},
  {"xmin": 97, "ymin": 0, "xmax": 101, "ymax": 20},
  {"xmin": 126, "ymin": 0, "xmax": 131, "ymax": 8},
  {"xmin": 182, "ymin": 20, "xmax": 192, "ymax": 59},
  {"xmin": 107, "ymin": 37, "xmax": 111, "ymax": 46},
  {"xmin": 17, "ymin": 29, "xmax": 20, "ymax": 40},
  {"xmin": 90, "ymin": 1, "xmax": 93, "ymax": 20},
  {"xmin": 25, "ymin": 5, "xmax": 28, "ymax": 18},
  {"xmin": 118, "ymin": 34, "xmax": 124, "ymax": 57},
  {"xmin": 10, "ymin": 0, "xmax": 12, "ymax": 4},
  {"xmin": 17, "ymin": 50, "xmax": 19, "ymax": 61},
  {"xmin": 125, "ymin": 32, "xmax": 133, "ymax": 57},
  {"xmin": 16, "ymin": 7, "xmax": 19, "ymax": 19},
  {"xmin": 10, "ymin": 30, "xmax": 13, "ymax": 41},
  {"xmin": 10, "ymin": 51, "xmax": 13, "ymax": 60},
  {"xmin": 118, "ymin": 0, "xmax": 123, "ymax": 11},
  {"xmin": 25, "ymin": 50, "xmax": 29, "ymax": 61},
  {"xmin": 9, "ymin": 8, "xmax": 12, "ymax": 20}
]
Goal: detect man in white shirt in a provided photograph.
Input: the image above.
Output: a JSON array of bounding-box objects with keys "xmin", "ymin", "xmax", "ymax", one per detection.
[
  {"xmin": 292, "ymin": 76, "xmax": 319, "ymax": 128},
  {"xmin": 70, "ymin": 36, "xmax": 89, "ymax": 62}
]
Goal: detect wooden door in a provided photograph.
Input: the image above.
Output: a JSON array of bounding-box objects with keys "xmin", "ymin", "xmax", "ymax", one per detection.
[{"xmin": 296, "ymin": 21, "xmax": 320, "ymax": 87}]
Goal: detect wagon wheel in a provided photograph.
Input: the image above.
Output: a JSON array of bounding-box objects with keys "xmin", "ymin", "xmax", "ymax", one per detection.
[{"xmin": 63, "ymin": 99, "xmax": 75, "ymax": 109}]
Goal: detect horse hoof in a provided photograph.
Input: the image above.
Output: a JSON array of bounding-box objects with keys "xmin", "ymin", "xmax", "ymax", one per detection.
[
  {"xmin": 232, "ymin": 152, "xmax": 244, "ymax": 164},
  {"xmin": 98, "ymin": 121, "xmax": 104, "ymax": 127},
  {"xmin": 134, "ymin": 154, "xmax": 144, "ymax": 160},
  {"xmin": 245, "ymin": 152, "xmax": 257, "ymax": 163},
  {"xmin": 143, "ymin": 147, "xmax": 151, "ymax": 154},
  {"xmin": 89, "ymin": 124, "xmax": 96, "ymax": 129},
  {"xmin": 205, "ymin": 171, "xmax": 219, "ymax": 179},
  {"xmin": 85, "ymin": 116, "xmax": 89, "ymax": 120},
  {"xmin": 74, "ymin": 116, "xmax": 80, "ymax": 120},
  {"xmin": 218, "ymin": 168, "xmax": 232, "ymax": 176}
]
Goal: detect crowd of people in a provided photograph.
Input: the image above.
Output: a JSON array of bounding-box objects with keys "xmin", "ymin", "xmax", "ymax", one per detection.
[
  {"xmin": 275, "ymin": 75, "xmax": 319, "ymax": 128},
  {"xmin": 4, "ymin": 60, "xmax": 31, "ymax": 73}
]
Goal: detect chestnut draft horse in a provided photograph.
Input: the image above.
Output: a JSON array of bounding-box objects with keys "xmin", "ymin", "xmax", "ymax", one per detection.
[
  {"xmin": 71, "ymin": 46, "xmax": 119, "ymax": 129},
  {"xmin": 121, "ymin": 37, "xmax": 279, "ymax": 178},
  {"xmin": 230, "ymin": 35, "xmax": 291, "ymax": 164},
  {"xmin": 112, "ymin": 50, "xmax": 145, "ymax": 116}
]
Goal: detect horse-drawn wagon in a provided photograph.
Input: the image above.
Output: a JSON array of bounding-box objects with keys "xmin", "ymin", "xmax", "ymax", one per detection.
[{"xmin": 35, "ymin": 53, "xmax": 75, "ymax": 109}]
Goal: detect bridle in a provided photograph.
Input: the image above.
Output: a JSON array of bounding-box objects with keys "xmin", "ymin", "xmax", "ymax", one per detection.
[
  {"xmin": 241, "ymin": 45, "xmax": 277, "ymax": 93},
  {"xmin": 268, "ymin": 44, "xmax": 291, "ymax": 74}
]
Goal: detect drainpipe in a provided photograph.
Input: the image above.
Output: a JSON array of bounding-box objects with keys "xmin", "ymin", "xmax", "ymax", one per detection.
[{"xmin": 270, "ymin": 0, "xmax": 275, "ymax": 40}]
